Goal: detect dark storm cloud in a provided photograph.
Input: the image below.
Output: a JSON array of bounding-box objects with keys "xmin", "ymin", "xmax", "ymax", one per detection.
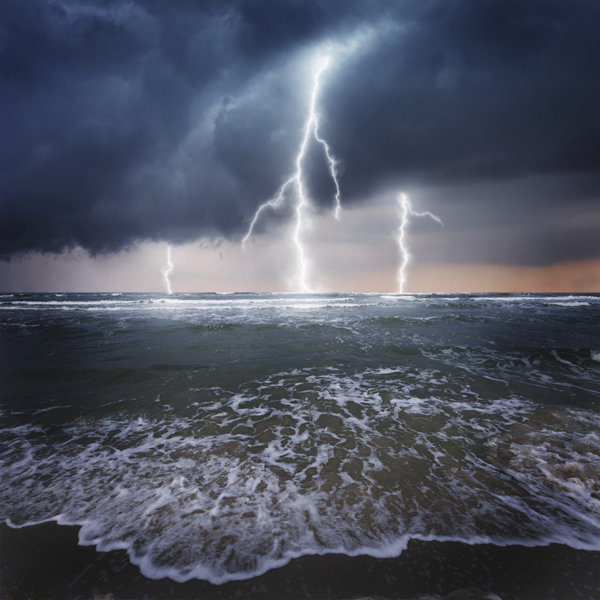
[
  {"xmin": 325, "ymin": 0, "xmax": 600, "ymax": 192},
  {"xmin": 1, "ymin": 0, "xmax": 599, "ymax": 262},
  {"xmin": 410, "ymin": 173, "xmax": 600, "ymax": 266}
]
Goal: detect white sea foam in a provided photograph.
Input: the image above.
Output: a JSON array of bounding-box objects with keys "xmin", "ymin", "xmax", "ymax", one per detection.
[
  {"xmin": 469, "ymin": 295, "xmax": 598, "ymax": 308},
  {"xmin": 548, "ymin": 301, "xmax": 591, "ymax": 307},
  {"xmin": 1, "ymin": 292, "xmax": 598, "ymax": 583},
  {"xmin": 1, "ymin": 367, "xmax": 599, "ymax": 584}
]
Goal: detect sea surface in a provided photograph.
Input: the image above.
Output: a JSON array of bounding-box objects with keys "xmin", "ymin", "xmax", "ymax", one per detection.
[{"xmin": 1, "ymin": 292, "xmax": 599, "ymax": 586}]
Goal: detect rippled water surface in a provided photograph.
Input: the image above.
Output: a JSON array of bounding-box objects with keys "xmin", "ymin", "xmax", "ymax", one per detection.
[{"xmin": 1, "ymin": 292, "xmax": 599, "ymax": 583}]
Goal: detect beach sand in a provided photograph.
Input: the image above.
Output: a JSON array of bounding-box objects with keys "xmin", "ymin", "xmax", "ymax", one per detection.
[{"xmin": 1, "ymin": 522, "xmax": 598, "ymax": 599}]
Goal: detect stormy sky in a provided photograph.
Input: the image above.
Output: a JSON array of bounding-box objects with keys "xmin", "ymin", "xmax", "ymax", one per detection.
[{"xmin": 1, "ymin": 0, "xmax": 599, "ymax": 291}]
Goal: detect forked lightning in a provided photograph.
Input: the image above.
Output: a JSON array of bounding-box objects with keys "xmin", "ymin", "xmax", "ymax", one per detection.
[
  {"xmin": 397, "ymin": 193, "xmax": 443, "ymax": 293},
  {"xmin": 242, "ymin": 56, "xmax": 342, "ymax": 292}
]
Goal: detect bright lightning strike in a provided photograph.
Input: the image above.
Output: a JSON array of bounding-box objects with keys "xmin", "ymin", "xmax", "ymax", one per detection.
[
  {"xmin": 162, "ymin": 245, "xmax": 174, "ymax": 294},
  {"xmin": 314, "ymin": 103, "xmax": 342, "ymax": 220},
  {"xmin": 242, "ymin": 56, "xmax": 342, "ymax": 292},
  {"xmin": 397, "ymin": 193, "xmax": 443, "ymax": 293}
]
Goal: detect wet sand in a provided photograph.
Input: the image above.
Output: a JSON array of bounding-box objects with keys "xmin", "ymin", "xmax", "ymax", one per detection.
[{"xmin": 1, "ymin": 522, "xmax": 598, "ymax": 599}]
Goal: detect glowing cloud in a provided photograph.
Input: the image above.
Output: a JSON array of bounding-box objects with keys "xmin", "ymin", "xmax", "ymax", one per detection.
[
  {"xmin": 242, "ymin": 56, "xmax": 342, "ymax": 292},
  {"xmin": 397, "ymin": 193, "xmax": 443, "ymax": 293},
  {"xmin": 163, "ymin": 245, "xmax": 174, "ymax": 294}
]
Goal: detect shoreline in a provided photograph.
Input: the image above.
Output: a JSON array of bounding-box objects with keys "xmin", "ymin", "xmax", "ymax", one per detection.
[{"xmin": 1, "ymin": 522, "xmax": 598, "ymax": 599}]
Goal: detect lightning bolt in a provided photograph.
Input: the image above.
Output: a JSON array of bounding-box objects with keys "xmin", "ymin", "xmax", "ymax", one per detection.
[
  {"xmin": 314, "ymin": 107, "xmax": 342, "ymax": 220},
  {"xmin": 397, "ymin": 193, "xmax": 443, "ymax": 293},
  {"xmin": 162, "ymin": 245, "xmax": 174, "ymax": 294},
  {"xmin": 242, "ymin": 56, "xmax": 342, "ymax": 292}
]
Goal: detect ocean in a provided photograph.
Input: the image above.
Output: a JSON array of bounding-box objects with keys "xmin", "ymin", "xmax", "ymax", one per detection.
[{"xmin": 1, "ymin": 292, "xmax": 599, "ymax": 599}]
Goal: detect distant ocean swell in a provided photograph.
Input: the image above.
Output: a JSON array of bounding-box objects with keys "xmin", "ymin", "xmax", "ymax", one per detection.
[{"xmin": 0, "ymin": 293, "xmax": 599, "ymax": 584}]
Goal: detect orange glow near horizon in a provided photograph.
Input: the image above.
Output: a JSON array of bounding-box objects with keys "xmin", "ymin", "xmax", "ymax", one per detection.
[{"xmin": 405, "ymin": 259, "xmax": 600, "ymax": 294}]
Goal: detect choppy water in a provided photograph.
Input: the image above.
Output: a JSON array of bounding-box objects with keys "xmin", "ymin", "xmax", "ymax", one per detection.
[{"xmin": 1, "ymin": 292, "xmax": 599, "ymax": 584}]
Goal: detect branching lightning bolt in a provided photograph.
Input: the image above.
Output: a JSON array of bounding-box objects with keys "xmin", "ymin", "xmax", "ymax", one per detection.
[
  {"xmin": 242, "ymin": 56, "xmax": 342, "ymax": 292},
  {"xmin": 314, "ymin": 115, "xmax": 342, "ymax": 220},
  {"xmin": 397, "ymin": 193, "xmax": 443, "ymax": 293},
  {"xmin": 162, "ymin": 245, "xmax": 174, "ymax": 294}
]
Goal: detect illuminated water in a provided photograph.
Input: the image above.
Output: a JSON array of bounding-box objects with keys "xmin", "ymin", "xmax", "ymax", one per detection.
[{"xmin": 1, "ymin": 292, "xmax": 599, "ymax": 585}]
